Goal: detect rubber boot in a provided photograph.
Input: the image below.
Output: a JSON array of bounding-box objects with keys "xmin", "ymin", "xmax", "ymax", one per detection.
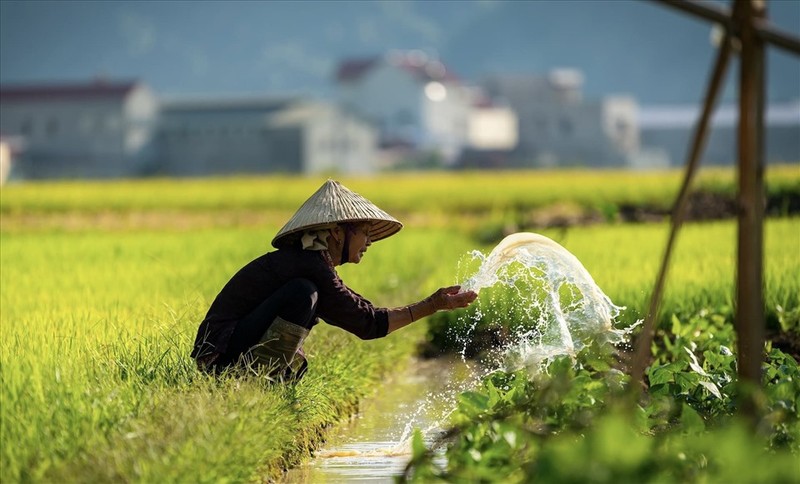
[{"xmin": 249, "ymin": 316, "xmax": 310, "ymax": 376}]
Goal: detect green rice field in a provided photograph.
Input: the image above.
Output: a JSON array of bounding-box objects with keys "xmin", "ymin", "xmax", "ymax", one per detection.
[{"xmin": 1, "ymin": 167, "xmax": 798, "ymax": 482}]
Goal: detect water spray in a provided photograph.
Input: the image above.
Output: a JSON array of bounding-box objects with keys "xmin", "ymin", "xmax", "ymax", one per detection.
[{"xmin": 458, "ymin": 232, "xmax": 639, "ymax": 374}]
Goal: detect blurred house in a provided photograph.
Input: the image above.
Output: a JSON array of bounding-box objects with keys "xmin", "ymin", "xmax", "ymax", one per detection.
[
  {"xmin": 467, "ymin": 103, "xmax": 519, "ymax": 151},
  {"xmin": 157, "ymin": 97, "xmax": 377, "ymax": 176},
  {"xmin": 455, "ymin": 87, "xmax": 520, "ymax": 169},
  {"xmin": 0, "ymin": 80, "xmax": 158, "ymax": 179},
  {"xmin": 640, "ymin": 102, "xmax": 800, "ymax": 165},
  {"xmin": 0, "ymin": 140, "xmax": 8, "ymax": 184},
  {"xmin": 335, "ymin": 50, "xmax": 473, "ymax": 167},
  {"xmin": 478, "ymin": 70, "xmax": 646, "ymax": 168},
  {"xmin": 0, "ymin": 135, "xmax": 24, "ymax": 185}
]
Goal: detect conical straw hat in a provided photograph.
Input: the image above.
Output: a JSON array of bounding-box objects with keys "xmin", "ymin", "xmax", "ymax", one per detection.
[{"xmin": 272, "ymin": 179, "xmax": 403, "ymax": 248}]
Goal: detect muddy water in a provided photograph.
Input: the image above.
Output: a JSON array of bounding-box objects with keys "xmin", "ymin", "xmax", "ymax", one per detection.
[{"xmin": 283, "ymin": 356, "xmax": 479, "ymax": 483}]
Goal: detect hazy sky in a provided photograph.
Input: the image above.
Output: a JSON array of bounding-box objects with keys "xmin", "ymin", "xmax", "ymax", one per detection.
[{"xmin": 1, "ymin": 1, "xmax": 494, "ymax": 94}]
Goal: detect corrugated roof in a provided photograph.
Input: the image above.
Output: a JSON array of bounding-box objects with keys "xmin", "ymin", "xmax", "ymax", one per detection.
[
  {"xmin": 0, "ymin": 80, "xmax": 140, "ymax": 102},
  {"xmin": 161, "ymin": 96, "xmax": 297, "ymax": 113}
]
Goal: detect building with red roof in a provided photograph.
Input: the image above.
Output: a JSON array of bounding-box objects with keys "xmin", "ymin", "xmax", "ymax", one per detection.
[{"xmin": 335, "ymin": 50, "xmax": 475, "ymax": 167}]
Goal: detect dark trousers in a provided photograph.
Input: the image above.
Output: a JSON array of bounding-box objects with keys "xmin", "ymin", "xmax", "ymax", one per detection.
[{"xmin": 218, "ymin": 278, "xmax": 319, "ymax": 368}]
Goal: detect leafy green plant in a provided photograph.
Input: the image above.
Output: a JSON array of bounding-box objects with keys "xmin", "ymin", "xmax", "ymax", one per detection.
[{"xmin": 405, "ymin": 308, "xmax": 800, "ymax": 483}]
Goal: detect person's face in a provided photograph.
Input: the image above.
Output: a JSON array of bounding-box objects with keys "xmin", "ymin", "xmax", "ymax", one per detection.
[{"xmin": 347, "ymin": 223, "xmax": 372, "ymax": 263}]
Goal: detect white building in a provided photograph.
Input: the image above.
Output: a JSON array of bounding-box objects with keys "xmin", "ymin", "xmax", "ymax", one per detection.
[
  {"xmin": 640, "ymin": 102, "xmax": 800, "ymax": 165},
  {"xmin": 480, "ymin": 70, "xmax": 642, "ymax": 168},
  {"xmin": 335, "ymin": 50, "xmax": 473, "ymax": 166},
  {"xmin": 157, "ymin": 97, "xmax": 377, "ymax": 176},
  {"xmin": 0, "ymin": 80, "xmax": 158, "ymax": 179},
  {"xmin": 0, "ymin": 135, "xmax": 25, "ymax": 185}
]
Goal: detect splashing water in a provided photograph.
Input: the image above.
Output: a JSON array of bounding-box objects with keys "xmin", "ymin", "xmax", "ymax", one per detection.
[
  {"xmin": 458, "ymin": 232, "xmax": 638, "ymax": 373},
  {"xmin": 287, "ymin": 233, "xmax": 638, "ymax": 481}
]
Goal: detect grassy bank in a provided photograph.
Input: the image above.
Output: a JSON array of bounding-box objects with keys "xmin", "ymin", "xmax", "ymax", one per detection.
[{"xmin": 0, "ymin": 224, "xmax": 474, "ymax": 482}]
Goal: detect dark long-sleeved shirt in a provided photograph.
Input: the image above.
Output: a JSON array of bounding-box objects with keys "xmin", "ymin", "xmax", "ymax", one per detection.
[{"xmin": 190, "ymin": 247, "xmax": 389, "ymax": 359}]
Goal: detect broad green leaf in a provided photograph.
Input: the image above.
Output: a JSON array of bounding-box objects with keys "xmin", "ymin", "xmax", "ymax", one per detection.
[
  {"xmin": 648, "ymin": 367, "xmax": 673, "ymax": 386},
  {"xmin": 486, "ymin": 378, "xmax": 501, "ymax": 407},
  {"xmin": 459, "ymin": 391, "xmax": 490, "ymax": 415},
  {"xmin": 648, "ymin": 361, "xmax": 683, "ymax": 386},
  {"xmin": 468, "ymin": 448, "xmax": 482, "ymax": 462},
  {"xmin": 699, "ymin": 380, "xmax": 723, "ymax": 400},
  {"xmin": 503, "ymin": 430, "xmax": 517, "ymax": 448},
  {"xmin": 675, "ymin": 371, "xmax": 701, "ymax": 393},
  {"xmin": 680, "ymin": 403, "xmax": 705, "ymax": 433},
  {"xmin": 411, "ymin": 429, "xmax": 427, "ymax": 459},
  {"xmin": 684, "ymin": 346, "xmax": 709, "ymax": 377},
  {"xmin": 671, "ymin": 314, "xmax": 683, "ymax": 335}
]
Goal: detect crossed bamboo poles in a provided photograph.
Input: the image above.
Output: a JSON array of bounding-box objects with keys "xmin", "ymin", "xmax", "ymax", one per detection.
[{"xmin": 630, "ymin": 0, "xmax": 800, "ymax": 420}]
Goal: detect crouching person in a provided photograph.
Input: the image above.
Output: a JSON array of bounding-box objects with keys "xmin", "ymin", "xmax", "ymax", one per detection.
[{"xmin": 190, "ymin": 179, "xmax": 477, "ymax": 381}]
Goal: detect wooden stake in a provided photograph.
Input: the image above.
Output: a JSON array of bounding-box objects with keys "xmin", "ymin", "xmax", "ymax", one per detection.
[
  {"xmin": 629, "ymin": 35, "xmax": 734, "ymax": 399},
  {"xmin": 735, "ymin": 0, "xmax": 767, "ymax": 420}
]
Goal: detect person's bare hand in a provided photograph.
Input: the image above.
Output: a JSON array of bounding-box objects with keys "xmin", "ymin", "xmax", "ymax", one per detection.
[{"xmin": 430, "ymin": 285, "xmax": 478, "ymax": 311}]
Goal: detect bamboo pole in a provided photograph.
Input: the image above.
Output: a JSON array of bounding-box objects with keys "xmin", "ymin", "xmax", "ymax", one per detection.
[
  {"xmin": 629, "ymin": 9, "xmax": 735, "ymax": 399},
  {"xmin": 653, "ymin": 0, "xmax": 731, "ymax": 25},
  {"xmin": 651, "ymin": 0, "xmax": 800, "ymax": 55},
  {"xmin": 735, "ymin": 0, "xmax": 767, "ymax": 420}
]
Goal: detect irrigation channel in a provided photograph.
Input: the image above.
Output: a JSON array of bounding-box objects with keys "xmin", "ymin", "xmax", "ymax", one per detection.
[
  {"xmin": 283, "ymin": 356, "xmax": 480, "ymax": 482},
  {"xmin": 284, "ymin": 232, "xmax": 637, "ymax": 482}
]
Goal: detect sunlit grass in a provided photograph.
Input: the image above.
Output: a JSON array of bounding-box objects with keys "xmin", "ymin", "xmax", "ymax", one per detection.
[
  {"xmin": 1, "ymin": 165, "xmax": 797, "ymax": 216},
  {"xmin": 1, "ymin": 169, "xmax": 797, "ymax": 482},
  {"xmin": 544, "ymin": 218, "xmax": 800, "ymax": 326},
  {"xmin": 0, "ymin": 224, "xmax": 473, "ymax": 482}
]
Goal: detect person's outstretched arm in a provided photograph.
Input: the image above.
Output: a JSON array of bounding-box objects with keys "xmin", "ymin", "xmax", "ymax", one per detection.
[{"xmin": 387, "ymin": 285, "xmax": 478, "ymax": 334}]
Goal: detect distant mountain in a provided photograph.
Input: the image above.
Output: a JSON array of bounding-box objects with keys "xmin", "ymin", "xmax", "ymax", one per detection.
[{"xmin": 1, "ymin": 0, "xmax": 797, "ymax": 104}]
